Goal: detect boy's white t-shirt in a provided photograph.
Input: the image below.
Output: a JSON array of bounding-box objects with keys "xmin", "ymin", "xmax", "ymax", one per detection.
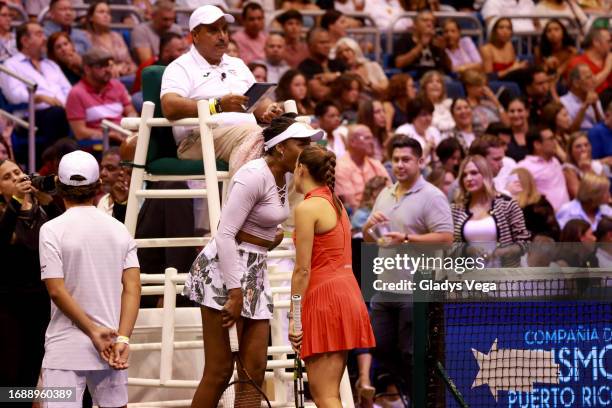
[{"xmin": 39, "ymin": 206, "xmax": 139, "ymax": 370}]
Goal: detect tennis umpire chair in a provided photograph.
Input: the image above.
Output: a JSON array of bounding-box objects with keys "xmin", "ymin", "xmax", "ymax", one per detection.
[{"xmin": 121, "ymin": 65, "xmax": 230, "ymax": 248}]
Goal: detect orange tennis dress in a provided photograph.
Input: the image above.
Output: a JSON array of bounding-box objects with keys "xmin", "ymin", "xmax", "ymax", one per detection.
[{"xmin": 296, "ymin": 186, "xmax": 376, "ymax": 359}]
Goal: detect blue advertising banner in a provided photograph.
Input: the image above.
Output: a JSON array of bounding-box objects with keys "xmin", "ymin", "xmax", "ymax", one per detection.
[{"xmin": 444, "ymin": 302, "xmax": 612, "ymax": 408}]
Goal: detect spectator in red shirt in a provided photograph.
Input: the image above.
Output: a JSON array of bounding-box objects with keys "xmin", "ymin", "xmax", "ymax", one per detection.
[
  {"xmin": 277, "ymin": 9, "xmax": 309, "ymax": 69},
  {"xmin": 232, "ymin": 2, "xmax": 267, "ymax": 65},
  {"xmin": 335, "ymin": 124, "xmax": 391, "ymax": 209},
  {"xmin": 567, "ymin": 28, "xmax": 612, "ymax": 95},
  {"xmin": 65, "ymin": 47, "xmax": 137, "ymax": 143}
]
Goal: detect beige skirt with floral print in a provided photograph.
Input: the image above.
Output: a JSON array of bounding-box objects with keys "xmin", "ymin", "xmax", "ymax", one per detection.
[{"xmin": 183, "ymin": 239, "xmax": 273, "ymax": 319}]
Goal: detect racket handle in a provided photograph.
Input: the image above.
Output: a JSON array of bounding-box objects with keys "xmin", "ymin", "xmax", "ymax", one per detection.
[
  {"xmin": 228, "ymin": 324, "xmax": 239, "ymax": 353},
  {"xmin": 291, "ymin": 295, "xmax": 302, "ymax": 332}
]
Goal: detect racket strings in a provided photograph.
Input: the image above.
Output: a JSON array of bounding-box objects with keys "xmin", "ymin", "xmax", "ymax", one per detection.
[
  {"xmin": 222, "ymin": 325, "xmax": 270, "ymax": 408},
  {"xmin": 220, "ymin": 358, "xmax": 267, "ymax": 408},
  {"xmin": 236, "ymin": 387, "xmax": 263, "ymax": 407},
  {"xmin": 221, "ymin": 382, "xmax": 264, "ymax": 408}
]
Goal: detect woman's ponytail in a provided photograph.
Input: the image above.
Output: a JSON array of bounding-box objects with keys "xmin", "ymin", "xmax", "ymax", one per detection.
[{"xmin": 299, "ymin": 146, "xmax": 343, "ymax": 216}]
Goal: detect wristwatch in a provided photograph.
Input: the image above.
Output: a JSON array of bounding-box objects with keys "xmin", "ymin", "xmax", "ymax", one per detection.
[{"xmin": 215, "ymin": 98, "xmax": 222, "ymax": 113}]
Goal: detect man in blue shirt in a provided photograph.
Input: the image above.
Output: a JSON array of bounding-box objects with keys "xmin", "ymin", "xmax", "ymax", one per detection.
[
  {"xmin": 588, "ymin": 101, "xmax": 612, "ymax": 165},
  {"xmin": 43, "ymin": 0, "xmax": 90, "ymax": 55}
]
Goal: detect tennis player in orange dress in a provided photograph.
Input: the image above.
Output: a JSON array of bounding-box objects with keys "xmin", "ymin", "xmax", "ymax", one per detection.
[{"xmin": 289, "ymin": 145, "xmax": 375, "ymax": 407}]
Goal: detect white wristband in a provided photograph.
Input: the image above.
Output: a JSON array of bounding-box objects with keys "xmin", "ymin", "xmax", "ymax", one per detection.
[{"xmin": 116, "ymin": 335, "xmax": 130, "ymax": 345}]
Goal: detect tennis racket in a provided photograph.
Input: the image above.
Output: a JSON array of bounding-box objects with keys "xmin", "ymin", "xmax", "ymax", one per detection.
[
  {"xmin": 292, "ymin": 295, "xmax": 305, "ymax": 408},
  {"xmin": 220, "ymin": 324, "xmax": 272, "ymax": 408},
  {"xmin": 436, "ymin": 361, "xmax": 469, "ymax": 408}
]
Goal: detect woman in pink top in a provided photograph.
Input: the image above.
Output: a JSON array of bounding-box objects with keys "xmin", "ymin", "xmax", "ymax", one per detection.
[
  {"xmin": 443, "ymin": 19, "xmax": 482, "ymax": 73},
  {"xmin": 183, "ymin": 115, "xmax": 323, "ymax": 408},
  {"xmin": 85, "ymin": 1, "xmax": 137, "ymax": 77}
]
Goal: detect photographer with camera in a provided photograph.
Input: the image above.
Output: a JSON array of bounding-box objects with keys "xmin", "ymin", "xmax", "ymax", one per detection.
[{"xmin": 0, "ymin": 159, "xmax": 60, "ymax": 388}]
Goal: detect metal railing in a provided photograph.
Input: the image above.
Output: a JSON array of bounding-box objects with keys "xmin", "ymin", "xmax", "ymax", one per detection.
[
  {"xmin": 38, "ymin": 4, "xmax": 144, "ymax": 28},
  {"xmin": 0, "ymin": 65, "xmax": 37, "ymax": 172},
  {"xmin": 0, "ymin": 109, "xmax": 34, "ymax": 130},
  {"xmin": 488, "ymin": 14, "xmax": 584, "ymax": 55},
  {"xmin": 175, "ymin": 6, "xmax": 243, "ymax": 22},
  {"xmin": 387, "ymin": 12, "xmax": 484, "ymax": 55},
  {"xmin": 174, "ymin": 7, "xmax": 243, "ymax": 34},
  {"xmin": 100, "ymin": 119, "xmax": 132, "ymax": 152}
]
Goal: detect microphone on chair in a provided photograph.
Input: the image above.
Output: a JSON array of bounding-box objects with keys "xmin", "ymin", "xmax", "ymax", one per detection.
[{"xmin": 221, "ymin": 72, "xmax": 226, "ymax": 81}]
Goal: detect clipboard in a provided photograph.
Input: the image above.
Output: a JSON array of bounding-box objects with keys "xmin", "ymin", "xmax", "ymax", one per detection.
[{"xmin": 244, "ymin": 82, "xmax": 277, "ymax": 113}]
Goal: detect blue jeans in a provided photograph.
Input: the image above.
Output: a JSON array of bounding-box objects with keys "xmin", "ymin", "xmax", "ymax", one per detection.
[{"xmin": 370, "ymin": 292, "xmax": 413, "ymax": 395}]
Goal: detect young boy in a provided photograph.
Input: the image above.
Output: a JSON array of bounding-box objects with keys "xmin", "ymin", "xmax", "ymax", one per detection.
[{"xmin": 39, "ymin": 150, "xmax": 141, "ymax": 407}]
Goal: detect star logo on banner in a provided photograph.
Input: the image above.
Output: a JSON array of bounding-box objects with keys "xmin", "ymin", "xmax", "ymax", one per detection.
[{"xmin": 471, "ymin": 339, "xmax": 560, "ymax": 401}]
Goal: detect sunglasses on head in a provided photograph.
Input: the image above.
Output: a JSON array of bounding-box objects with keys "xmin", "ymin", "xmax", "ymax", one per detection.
[{"xmin": 92, "ymin": 59, "xmax": 113, "ymax": 68}]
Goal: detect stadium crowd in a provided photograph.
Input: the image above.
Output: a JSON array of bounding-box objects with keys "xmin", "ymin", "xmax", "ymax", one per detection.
[{"xmin": 0, "ymin": 0, "xmax": 611, "ymax": 406}]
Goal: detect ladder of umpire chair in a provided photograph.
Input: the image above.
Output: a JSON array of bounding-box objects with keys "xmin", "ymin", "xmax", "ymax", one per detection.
[{"xmin": 122, "ymin": 99, "xmax": 226, "ymax": 248}]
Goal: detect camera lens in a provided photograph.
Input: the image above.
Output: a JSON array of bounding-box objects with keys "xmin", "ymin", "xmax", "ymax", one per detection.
[{"xmin": 29, "ymin": 174, "xmax": 57, "ymax": 194}]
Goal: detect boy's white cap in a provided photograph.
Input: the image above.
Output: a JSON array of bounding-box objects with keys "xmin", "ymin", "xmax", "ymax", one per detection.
[
  {"xmin": 58, "ymin": 150, "xmax": 99, "ymax": 186},
  {"xmin": 189, "ymin": 5, "xmax": 235, "ymax": 31}
]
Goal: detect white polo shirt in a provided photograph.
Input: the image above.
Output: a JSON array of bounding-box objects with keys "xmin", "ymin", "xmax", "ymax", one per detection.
[
  {"xmin": 39, "ymin": 206, "xmax": 139, "ymax": 370},
  {"xmin": 161, "ymin": 45, "xmax": 256, "ymax": 143}
]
